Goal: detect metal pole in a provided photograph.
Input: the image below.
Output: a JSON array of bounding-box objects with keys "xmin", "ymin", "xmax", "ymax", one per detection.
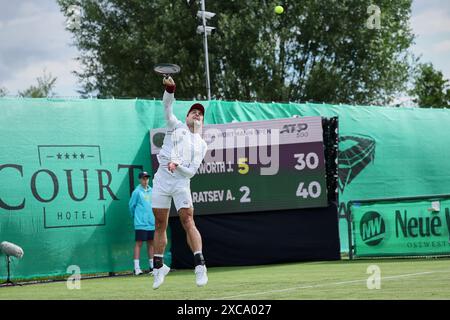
[
  {"xmin": 6, "ymin": 256, "xmax": 10, "ymax": 283},
  {"xmin": 201, "ymin": 0, "xmax": 211, "ymax": 100}
]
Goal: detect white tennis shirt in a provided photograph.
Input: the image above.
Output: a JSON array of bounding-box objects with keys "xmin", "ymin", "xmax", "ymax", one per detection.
[{"xmin": 156, "ymin": 90, "xmax": 208, "ymax": 179}]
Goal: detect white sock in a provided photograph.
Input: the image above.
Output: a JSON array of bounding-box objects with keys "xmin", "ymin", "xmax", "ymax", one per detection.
[
  {"xmin": 193, "ymin": 251, "xmax": 202, "ymax": 255},
  {"xmin": 149, "ymin": 259, "xmax": 154, "ymax": 269},
  {"xmin": 134, "ymin": 259, "xmax": 140, "ymax": 270}
]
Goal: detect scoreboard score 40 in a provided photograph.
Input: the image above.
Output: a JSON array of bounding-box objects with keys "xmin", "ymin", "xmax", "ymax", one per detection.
[{"xmin": 150, "ymin": 116, "xmax": 328, "ymax": 216}]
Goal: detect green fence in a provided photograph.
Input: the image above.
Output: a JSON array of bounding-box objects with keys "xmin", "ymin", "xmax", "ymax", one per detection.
[
  {"xmin": 0, "ymin": 98, "xmax": 174, "ymax": 280},
  {"xmin": 209, "ymin": 101, "xmax": 450, "ymax": 253},
  {"xmin": 2, "ymin": 97, "xmax": 450, "ymax": 279}
]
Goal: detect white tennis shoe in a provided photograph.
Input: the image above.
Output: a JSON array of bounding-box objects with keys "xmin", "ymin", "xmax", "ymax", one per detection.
[
  {"xmin": 152, "ymin": 264, "xmax": 170, "ymax": 289},
  {"xmin": 134, "ymin": 268, "xmax": 143, "ymax": 276},
  {"xmin": 195, "ymin": 265, "xmax": 208, "ymax": 287}
]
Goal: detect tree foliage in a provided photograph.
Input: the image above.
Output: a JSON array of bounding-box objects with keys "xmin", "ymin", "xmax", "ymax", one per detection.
[
  {"xmin": 18, "ymin": 71, "xmax": 57, "ymax": 98},
  {"xmin": 411, "ymin": 63, "xmax": 450, "ymax": 108},
  {"xmin": 58, "ymin": 0, "xmax": 414, "ymax": 104}
]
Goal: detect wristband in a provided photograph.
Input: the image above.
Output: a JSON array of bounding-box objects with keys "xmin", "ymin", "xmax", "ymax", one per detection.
[{"xmin": 165, "ymin": 84, "xmax": 176, "ymax": 94}]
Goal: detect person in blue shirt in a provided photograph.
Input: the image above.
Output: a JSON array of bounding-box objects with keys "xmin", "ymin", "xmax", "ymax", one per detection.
[{"xmin": 129, "ymin": 171, "xmax": 155, "ymax": 275}]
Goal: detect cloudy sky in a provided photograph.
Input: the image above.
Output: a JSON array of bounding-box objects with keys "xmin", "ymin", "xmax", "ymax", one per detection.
[{"xmin": 0, "ymin": 0, "xmax": 449, "ymax": 97}]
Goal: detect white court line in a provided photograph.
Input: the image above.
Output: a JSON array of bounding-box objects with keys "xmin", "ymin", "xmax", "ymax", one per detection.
[{"xmin": 211, "ymin": 270, "xmax": 450, "ymax": 300}]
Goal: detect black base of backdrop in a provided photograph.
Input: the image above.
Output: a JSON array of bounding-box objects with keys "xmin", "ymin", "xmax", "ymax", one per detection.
[{"xmin": 169, "ymin": 202, "xmax": 340, "ymax": 269}]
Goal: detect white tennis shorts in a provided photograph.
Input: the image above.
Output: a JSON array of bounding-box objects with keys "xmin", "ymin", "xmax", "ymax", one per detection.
[{"xmin": 151, "ymin": 167, "xmax": 193, "ymax": 212}]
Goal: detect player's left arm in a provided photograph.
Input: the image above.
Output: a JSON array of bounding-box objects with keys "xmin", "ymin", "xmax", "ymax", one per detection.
[{"xmin": 173, "ymin": 141, "xmax": 207, "ymax": 179}]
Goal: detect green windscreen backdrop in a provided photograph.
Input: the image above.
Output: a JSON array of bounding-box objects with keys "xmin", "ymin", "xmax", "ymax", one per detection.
[
  {"xmin": 350, "ymin": 197, "xmax": 450, "ymax": 257},
  {"xmin": 0, "ymin": 98, "xmax": 175, "ymax": 280},
  {"xmin": 2, "ymin": 97, "xmax": 450, "ymax": 279},
  {"xmin": 207, "ymin": 101, "xmax": 450, "ymax": 253}
]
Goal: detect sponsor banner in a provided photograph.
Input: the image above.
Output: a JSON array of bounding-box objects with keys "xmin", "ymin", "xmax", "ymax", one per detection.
[{"xmin": 351, "ymin": 199, "xmax": 450, "ymax": 256}]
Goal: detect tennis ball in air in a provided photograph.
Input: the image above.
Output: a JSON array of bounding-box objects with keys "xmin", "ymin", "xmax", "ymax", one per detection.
[{"xmin": 274, "ymin": 5, "xmax": 284, "ymax": 14}]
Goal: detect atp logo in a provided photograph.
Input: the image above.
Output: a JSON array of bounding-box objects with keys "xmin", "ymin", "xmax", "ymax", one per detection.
[
  {"xmin": 360, "ymin": 211, "xmax": 386, "ymax": 246},
  {"xmin": 280, "ymin": 123, "xmax": 308, "ymax": 138}
]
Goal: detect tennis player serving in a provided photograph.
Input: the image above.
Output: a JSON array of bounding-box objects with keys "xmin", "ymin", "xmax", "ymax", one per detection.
[{"xmin": 151, "ymin": 76, "xmax": 208, "ymax": 289}]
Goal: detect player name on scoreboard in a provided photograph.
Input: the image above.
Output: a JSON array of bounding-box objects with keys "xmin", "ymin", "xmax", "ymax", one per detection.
[
  {"xmin": 150, "ymin": 116, "xmax": 328, "ymax": 216},
  {"xmin": 192, "ymin": 189, "xmax": 234, "ymax": 203},
  {"xmin": 197, "ymin": 162, "xmax": 227, "ymax": 174}
]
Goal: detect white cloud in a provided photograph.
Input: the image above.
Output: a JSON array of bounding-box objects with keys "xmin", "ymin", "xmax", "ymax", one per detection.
[
  {"xmin": 411, "ymin": 8, "xmax": 450, "ymax": 36},
  {"xmin": 432, "ymin": 40, "xmax": 450, "ymax": 54},
  {"xmin": 3, "ymin": 58, "xmax": 82, "ymax": 96},
  {"xmin": 0, "ymin": 0, "xmax": 81, "ymax": 96},
  {"xmin": 411, "ymin": 1, "xmax": 450, "ymax": 80}
]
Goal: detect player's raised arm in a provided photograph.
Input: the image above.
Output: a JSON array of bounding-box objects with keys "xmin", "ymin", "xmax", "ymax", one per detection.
[{"xmin": 162, "ymin": 76, "xmax": 179, "ymax": 129}]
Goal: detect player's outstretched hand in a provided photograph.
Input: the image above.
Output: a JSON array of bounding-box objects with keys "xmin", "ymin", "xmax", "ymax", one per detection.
[{"xmin": 163, "ymin": 76, "xmax": 175, "ymax": 87}]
